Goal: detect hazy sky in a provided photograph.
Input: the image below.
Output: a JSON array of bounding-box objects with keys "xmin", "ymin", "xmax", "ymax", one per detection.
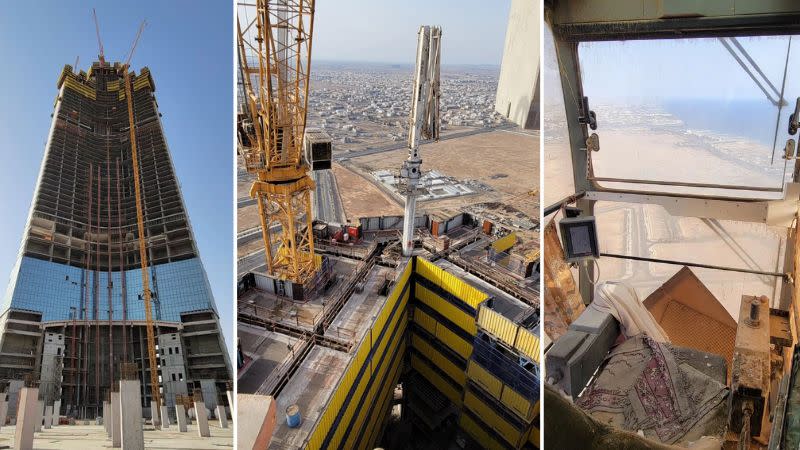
[
  {"xmin": 312, "ymin": 0, "xmax": 511, "ymax": 65},
  {"xmin": 0, "ymin": 2, "xmax": 234, "ymax": 355},
  {"xmin": 545, "ymin": 25, "xmax": 800, "ymax": 103}
]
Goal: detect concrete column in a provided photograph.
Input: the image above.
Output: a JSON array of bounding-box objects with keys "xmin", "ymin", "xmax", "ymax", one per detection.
[
  {"xmin": 43, "ymin": 405, "xmax": 52, "ymax": 429},
  {"xmin": 34, "ymin": 400, "xmax": 43, "ymax": 432},
  {"xmin": 103, "ymin": 401, "xmax": 110, "ymax": 434},
  {"xmin": 14, "ymin": 386, "xmax": 38, "ymax": 450},
  {"xmin": 111, "ymin": 391, "xmax": 121, "ymax": 448},
  {"xmin": 52, "ymin": 400, "xmax": 60, "ymax": 426},
  {"xmin": 175, "ymin": 404, "xmax": 187, "ymax": 432},
  {"xmin": 120, "ymin": 380, "xmax": 144, "ymax": 450},
  {"xmin": 226, "ymin": 391, "xmax": 233, "ymax": 424},
  {"xmin": 194, "ymin": 400, "xmax": 210, "ymax": 437},
  {"xmin": 216, "ymin": 404, "xmax": 228, "ymax": 428},
  {"xmin": 160, "ymin": 405, "xmax": 170, "ymax": 428},
  {"xmin": 0, "ymin": 394, "xmax": 8, "ymax": 431},
  {"xmin": 150, "ymin": 400, "xmax": 159, "ymax": 427}
]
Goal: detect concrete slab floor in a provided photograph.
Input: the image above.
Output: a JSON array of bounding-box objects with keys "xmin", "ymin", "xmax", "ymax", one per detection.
[
  {"xmin": 324, "ymin": 265, "xmax": 393, "ymax": 342},
  {"xmin": 270, "ymin": 345, "xmax": 349, "ymax": 449},
  {"xmin": 238, "ymin": 327, "xmax": 299, "ymax": 395},
  {"xmin": 0, "ymin": 423, "xmax": 232, "ymax": 449}
]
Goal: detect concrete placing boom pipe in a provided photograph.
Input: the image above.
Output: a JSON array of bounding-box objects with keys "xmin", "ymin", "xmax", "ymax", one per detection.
[{"xmin": 401, "ymin": 25, "xmax": 441, "ymax": 256}]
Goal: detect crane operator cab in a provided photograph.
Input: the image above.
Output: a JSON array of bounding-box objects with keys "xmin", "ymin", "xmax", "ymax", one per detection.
[{"xmin": 543, "ymin": 1, "xmax": 800, "ymax": 448}]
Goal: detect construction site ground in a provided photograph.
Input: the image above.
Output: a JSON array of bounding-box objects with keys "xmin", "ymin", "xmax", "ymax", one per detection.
[
  {"xmin": 0, "ymin": 423, "xmax": 233, "ymax": 449},
  {"xmin": 343, "ymin": 129, "xmax": 539, "ymax": 219}
]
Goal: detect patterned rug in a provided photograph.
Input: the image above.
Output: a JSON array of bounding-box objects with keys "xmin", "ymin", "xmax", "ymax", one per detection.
[{"xmin": 576, "ymin": 335, "xmax": 729, "ymax": 445}]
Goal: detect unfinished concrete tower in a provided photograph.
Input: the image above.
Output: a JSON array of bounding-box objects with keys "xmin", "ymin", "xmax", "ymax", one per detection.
[
  {"xmin": 0, "ymin": 61, "xmax": 232, "ymax": 419},
  {"xmin": 495, "ymin": 0, "xmax": 540, "ymax": 130}
]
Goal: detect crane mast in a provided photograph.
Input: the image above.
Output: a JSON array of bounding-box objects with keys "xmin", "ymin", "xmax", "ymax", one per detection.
[
  {"xmin": 119, "ymin": 19, "xmax": 163, "ymax": 426},
  {"xmin": 239, "ymin": 0, "xmax": 318, "ymax": 284},
  {"xmin": 401, "ymin": 25, "xmax": 441, "ymax": 256}
]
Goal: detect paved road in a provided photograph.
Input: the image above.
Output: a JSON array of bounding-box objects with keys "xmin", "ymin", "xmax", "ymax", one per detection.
[
  {"xmin": 312, "ymin": 169, "xmax": 347, "ymax": 224},
  {"xmin": 238, "ymin": 249, "xmax": 267, "ymax": 277},
  {"xmin": 332, "ymin": 125, "xmax": 517, "ymax": 161}
]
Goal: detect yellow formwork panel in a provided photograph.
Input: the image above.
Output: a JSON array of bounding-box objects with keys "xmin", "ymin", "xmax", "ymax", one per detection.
[
  {"xmin": 467, "ymin": 360, "xmax": 503, "ymax": 399},
  {"xmin": 416, "ymin": 258, "xmax": 489, "ymax": 309},
  {"xmin": 399, "ymin": 259, "xmax": 413, "ymax": 286},
  {"xmin": 330, "ymin": 370, "xmax": 371, "ymax": 448},
  {"xmin": 133, "ymin": 74, "xmax": 152, "ymax": 91},
  {"xmin": 515, "ymin": 327, "xmax": 540, "ymax": 363},
  {"xmin": 415, "ymin": 257, "xmax": 441, "ymax": 284},
  {"xmin": 361, "ymin": 342, "xmax": 406, "ymax": 450},
  {"xmin": 478, "ymin": 306, "xmax": 541, "ymax": 364},
  {"xmin": 459, "ymin": 414, "xmax": 507, "ymax": 450},
  {"xmin": 373, "ymin": 303, "xmax": 407, "ymax": 377},
  {"xmin": 438, "ymin": 268, "xmax": 486, "ymax": 309},
  {"xmin": 530, "ymin": 426, "xmax": 540, "ymax": 448},
  {"xmin": 334, "ymin": 294, "xmax": 407, "ymax": 448},
  {"xmin": 467, "ymin": 360, "xmax": 536, "ymax": 423},
  {"xmin": 307, "ymin": 403, "xmax": 332, "ymax": 449},
  {"xmin": 415, "ymin": 283, "xmax": 477, "ymax": 336},
  {"xmin": 464, "ymin": 391, "xmax": 524, "ymax": 446},
  {"xmin": 478, "ymin": 307, "xmax": 518, "ymax": 347},
  {"xmin": 501, "ymin": 386, "xmax": 535, "ymax": 422},
  {"xmin": 347, "ymin": 336, "xmax": 405, "ymax": 450},
  {"xmin": 309, "ymin": 290, "xmax": 408, "ymax": 449},
  {"xmin": 414, "ymin": 308, "xmax": 438, "ymax": 336},
  {"xmin": 411, "ymin": 333, "xmax": 466, "ymax": 386},
  {"xmin": 57, "ymin": 65, "xmax": 72, "ymax": 88},
  {"xmin": 491, "ymin": 232, "xmax": 517, "ymax": 253},
  {"xmin": 411, "ymin": 354, "xmax": 462, "ymax": 406},
  {"xmin": 107, "ymin": 79, "xmax": 120, "ymax": 92},
  {"xmin": 435, "ymin": 324, "xmax": 473, "ymax": 360},
  {"xmin": 63, "ymin": 77, "xmax": 96, "ymax": 100}
]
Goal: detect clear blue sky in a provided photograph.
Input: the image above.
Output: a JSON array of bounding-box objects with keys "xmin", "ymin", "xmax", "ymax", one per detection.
[
  {"xmin": 0, "ymin": 2, "xmax": 234, "ymax": 355},
  {"xmin": 313, "ymin": 0, "xmax": 511, "ymax": 65}
]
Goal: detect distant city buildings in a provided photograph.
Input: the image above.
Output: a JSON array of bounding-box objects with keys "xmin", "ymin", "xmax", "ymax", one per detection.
[{"xmin": 306, "ymin": 63, "xmax": 508, "ymax": 152}]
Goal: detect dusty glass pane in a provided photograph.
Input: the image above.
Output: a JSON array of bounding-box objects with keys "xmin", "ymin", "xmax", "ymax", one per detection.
[
  {"xmin": 594, "ymin": 201, "xmax": 786, "ymax": 319},
  {"xmin": 543, "ymin": 24, "xmax": 575, "ymax": 207},
  {"xmin": 579, "ymin": 36, "xmax": 799, "ymax": 197}
]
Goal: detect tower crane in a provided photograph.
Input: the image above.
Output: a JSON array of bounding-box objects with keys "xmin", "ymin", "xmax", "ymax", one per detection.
[
  {"xmin": 118, "ymin": 20, "xmax": 163, "ymax": 426},
  {"xmin": 92, "ymin": 8, "xmax": 105, "ymax": 65},
  {"xmin": 237, "ymin": 0, "xmax": 318, "ymax": 285},
  {"xmin": 401, "ymin": 25, "xmax": 441, "ymax": 256}
]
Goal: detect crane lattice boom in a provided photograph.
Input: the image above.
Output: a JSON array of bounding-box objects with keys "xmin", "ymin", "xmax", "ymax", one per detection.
[{"xmin": 238, "ymin": 0, "xmax": 318, "ymax": 284}]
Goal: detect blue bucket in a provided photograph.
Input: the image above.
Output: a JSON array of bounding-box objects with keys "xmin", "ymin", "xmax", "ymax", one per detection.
[{"xmin": 286, "ymin": 404, "xmax": 302, "ymax": 428}]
